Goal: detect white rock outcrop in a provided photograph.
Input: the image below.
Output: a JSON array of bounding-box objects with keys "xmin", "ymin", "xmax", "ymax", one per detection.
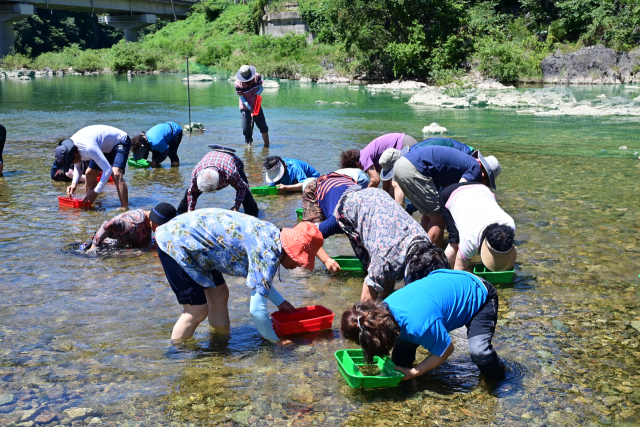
[
  {"xmin": 183, "ymin": 74, "xmax": 214, "ymax": 82},
  {"xmin": 262, "ymin": 79, "xmax": 280, "ymax": 89},
  {"xmin": 317, "ymin": 74, "xmax": 350, "ymax": 84},
  {"xmin": 366, "ymin": 80, "xmax": 428, "ymax": 92},
  {"xmin": 422, "ymin": 123, "xmax": 448, "ymax": 133}
]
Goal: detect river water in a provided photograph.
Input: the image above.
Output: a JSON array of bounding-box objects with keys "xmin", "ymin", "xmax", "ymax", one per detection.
[{"xmin": 0, "ymin": 74, "xmax": 639, "ymax": 426}]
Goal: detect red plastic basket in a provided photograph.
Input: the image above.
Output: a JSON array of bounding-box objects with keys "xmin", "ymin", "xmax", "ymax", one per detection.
[
  {"xmin": 58, "ymin": 196, "xmax": 92, "ymax": 208},
  {"xmin": 252, "ymin": 95, "xmax": 262, "ymax": 117},
  {"xmin": 271, "ymin": 305, "xmax": 334, "ymax": 337},
  {"xmin": 96, "ymin": 172, "xmax": 114, "ymax": 183}
]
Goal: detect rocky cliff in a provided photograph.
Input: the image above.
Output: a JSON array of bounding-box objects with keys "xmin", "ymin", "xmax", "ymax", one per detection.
[{"xmin": 542, "ymin": 45, "xmax": 640, "ymax": 84}]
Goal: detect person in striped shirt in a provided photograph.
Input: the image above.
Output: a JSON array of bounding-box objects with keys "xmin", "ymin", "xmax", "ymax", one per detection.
[
  {"xmin": 235, "ymin": 65, "xmax": 269, "ymax": 146},
  {"xmin": 176, "ymin": 150, "xmax": 259, "ymax": 216},
  {"xmin": 439, "ymin": 182, "xmax": 516, "ymax": 272}
]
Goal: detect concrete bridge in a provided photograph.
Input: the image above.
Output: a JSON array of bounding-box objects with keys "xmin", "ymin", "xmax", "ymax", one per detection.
[{"xmin": 0, "ymin": 0, "xmax": 196, "ymax": 56}]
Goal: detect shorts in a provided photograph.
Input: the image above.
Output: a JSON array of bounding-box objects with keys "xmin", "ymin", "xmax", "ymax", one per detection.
[
  {"xmin": 158, "ymin": 248, "xmax": 225, "ymax": 306},
  {"xmin": 393, "ymin": 156, "xmax": 440, "ymax": 216},
  {"xmin": 88, "ymin": 136, "xmax": 132, "ymax": 173}
]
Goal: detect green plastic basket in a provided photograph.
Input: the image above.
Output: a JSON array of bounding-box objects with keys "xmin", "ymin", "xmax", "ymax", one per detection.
[
  {"xmin": 127, "ymin": 158, "xmax": 151, "ymax": 168},
  {"xmin": 473, "ymin": 263, "xmax": 514, "ymax": 284},
  {"xmin": 335, "ymin": 349, "xmax": 403, "ymax": 389},
  {"xmin": 296, "ymin": 208, "xmax": 304, "ymax": 220},
  {"xmin": 333, "ymin": 255, "xmax": 366, "ymax": 276},
  {"xmin": 250, "ymin": 185, "xmax": 279, "ymax": 195}
]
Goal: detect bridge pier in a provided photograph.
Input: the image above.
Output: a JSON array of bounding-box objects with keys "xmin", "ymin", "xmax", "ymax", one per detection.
[
  {"xmin": 0, "ymin": 3, "xmax": 34, "ymax": 57},
  {"xmin": 99, "ymin": 14, "xmax": 156, "ymax": 42}
]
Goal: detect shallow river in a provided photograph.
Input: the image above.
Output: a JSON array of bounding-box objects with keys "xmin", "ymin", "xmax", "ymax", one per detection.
[{"xmin": 0, "ymin": 74, "xmax": 639, "ymax": 426}]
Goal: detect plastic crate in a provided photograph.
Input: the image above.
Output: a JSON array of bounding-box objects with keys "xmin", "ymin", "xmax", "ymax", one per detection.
[
  {"xmin": 127, "ymin": 158, "xmax": 151, "ymax": 168},
  {"xmin": 96, "ymin": 172, "xmax": 114, "ymax": 183},
  {"xmin": 333, "ymin": 255, "xmax": 366, "ymax": 276},
  {"xmin": 271, "ymin": 305, "xmax": 334, "ymax": 337},
  {"xmin": 473, "ymin": 263, "xmax": 514, "ymax": 284},
  {"xmin": 335, "ymin": 349, "xmax": 404, "ymax": 389},
  {"xmin": 250, "ymin": 185, "xmax": 278, "ymax": 195},
  {"xmin": 296, "ymin": 208, "xmax": 304, "ymax": 220},
  {"xmin": 58, "ymin": 196, "xmax": 92, "ymax": 208}
]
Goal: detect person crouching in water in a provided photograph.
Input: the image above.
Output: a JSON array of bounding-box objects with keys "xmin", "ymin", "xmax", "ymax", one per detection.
[
  {"xmin": 130, "ymin": 122, "xmax": 183, "ymax": 167},
  {"xmin": 155, "ymin": 209, "xmax": 325, "ymax": 343},
  {"xmin": 340, "ymin": 268, "xmax": 506, "ymax": 381},
  {"xmin": 84, "ymin": 203, "xmax": 177, "ymax": 251}
]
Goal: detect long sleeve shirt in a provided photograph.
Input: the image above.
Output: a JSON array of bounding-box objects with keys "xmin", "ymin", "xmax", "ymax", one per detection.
[
  {"xmin": 277, "ymin": 158, "xmax": 320, "ymax": 185},
  {"xmin": 315, "ymin": 173, "xmax": 356, "ymax": 238},
  {"xmin": 70, "ymin": 125, "xmax": 128, "ymax": 193},
  {"xmin": 403, "ymin": 145, "xmax": 482, "ymax": 191},
  {"xmin": 186, "ymin": 151, "xmax": 248, "ymax": 211},
  {"xmin": 235, "ymin": 73, "xmax": 264, "ymax": 110},
  {"xmin": 92, "ymin": 209, "xmax": 151, "ymax": 247}
]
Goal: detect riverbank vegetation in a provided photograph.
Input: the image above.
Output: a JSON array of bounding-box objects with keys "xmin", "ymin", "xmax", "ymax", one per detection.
[{"xmin": 2, "ymin": 0, "xmax": 639, "ymax": 83}]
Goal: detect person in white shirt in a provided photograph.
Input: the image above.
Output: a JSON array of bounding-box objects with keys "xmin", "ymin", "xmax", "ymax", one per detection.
[
  {"xmin": 54, "ymin": 125, "xmax": 131, "ymax": 207},
  {"xmin": 439, "ymin": 182, "xmax": 516, "ymax": 271}
]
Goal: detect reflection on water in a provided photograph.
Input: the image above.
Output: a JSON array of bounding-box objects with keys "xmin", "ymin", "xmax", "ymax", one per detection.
[{"xmin": 0, "ymin": 75, "xmax": 639, "ymax": 425}]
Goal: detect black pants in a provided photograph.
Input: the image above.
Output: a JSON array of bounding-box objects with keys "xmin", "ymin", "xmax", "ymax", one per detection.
[
  {"xmin": 177, "ymin": 167, "xmax": 259, "ymax": 217},
  {"xmin": 241, "ymin": 109, "xmax": 268, "ymax": 144},
  {"xmin": 150, "ymin": 131, "xmax": 183, "ymax": 164},
  {"xmin": 0, "ymin": 124, "xmax": 5, "ymax": 163},
  {"xmin": 391, "ymin": 279, "xmax": 505, "ymax": 379}
]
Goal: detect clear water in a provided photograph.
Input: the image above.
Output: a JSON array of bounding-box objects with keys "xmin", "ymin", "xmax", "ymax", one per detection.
[{"xmin": 1, "ymin": 74, "xmax": 639, "ymax": 426}]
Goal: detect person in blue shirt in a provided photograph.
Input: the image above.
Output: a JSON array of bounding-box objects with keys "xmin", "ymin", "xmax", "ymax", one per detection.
[
  {"xmin": 340, "ymin": 269, "xmax": 505, "ymax": 381},
  {"xmin": 414, "ymin": 137, "xmax": 474, "ymax": 156},
  {"xmin": 264, "ymin": 155, "xmax": 320, "ymax": 193},
  {"xmin": 379, "ymin": 146, "xmax": 501, "ymax": 247},
  {"xmin": 130, "ymin": 122, "xmax": 183, "ymax": 167}
]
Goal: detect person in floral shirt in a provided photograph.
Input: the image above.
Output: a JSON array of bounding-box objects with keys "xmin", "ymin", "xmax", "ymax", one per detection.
[
  {"xmin": 87, "ymin": 203, "xmax": 176, "ymax": 250},
  {"xmin": 155, "ymin": 208, "xmax": 335, "ymax": 343},
  {"xmin": 332, "ymin": 188, "xmax": 448, "ymax": 303}
]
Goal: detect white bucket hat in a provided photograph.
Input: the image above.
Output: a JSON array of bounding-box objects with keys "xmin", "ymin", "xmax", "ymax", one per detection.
[
  {"xmin": 236, "ymin": 65, "xmax": 256, "ymax": 82},
  {"xmin": 379, "ymin": 146, "xmax": 409, "ymax": 181},
  {"xmin": 472, "ymin": 151, "xmax": 501, "ymax": 189}
]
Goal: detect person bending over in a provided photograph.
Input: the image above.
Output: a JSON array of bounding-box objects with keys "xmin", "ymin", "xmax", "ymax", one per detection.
[
  {"xmin": 338, "ymin": 133, "xmax": 418, "ymax": 205},
  {"xmin": 340, "ymin": 269, "xmax": 505, "ymax": 381},
  {"xmin": 85, "ymin": 202, "xmax": 176, "ymax": 252},
  {"xmin": 177, "ymin": 150, "xmax": 258, "ymax": 216},
  {"xmin": 131, "ymin": 122, "xmax": 182, "ymax": 167},
  {"xmin": 264, "ymin": 155, "xmax": 319, "ymax": 194},
  {"xmin": 414, "ymin": 137, "xmax": 474, "ymax": 155},
  {"xmin": 440, "ymin": 182, "xmax": 516, "ymax": 271},
  {"xmin": 332, "ymin": 187, "xmax": 446, "ymax": 302},
  {"xmin": 51, "ymin": 159, "xmax": 88, "ymax": 182},
  {"xmin": 379, "ymin": 146, "xmax": 500, "ymax": 247},
  {"xmin": 54, "ymin": 125, "xmax": 131, "ymax": 207},
  {"xmin": 155, "ymin": 210, "xmax": 325, "ymax": 342},
  {"xmin": 235, "ymin": 65, "xmax": 269, "ymax": 146}
]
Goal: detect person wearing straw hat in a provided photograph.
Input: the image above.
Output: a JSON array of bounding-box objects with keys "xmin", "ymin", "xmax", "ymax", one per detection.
[
  {"xmin": 263, "ymin": 155, "xmax": 319, "ymax": 193},
  {"xmin": 130, "ymin": 122, "xmax": 183, "ymax": 167},
  {"xmin": 340, "ymin": 269, "xmax": 505, "ymax": 381},
  {"xmin": 155, "ymin": 209, "xmax": 331, "ymax": 343},
  {"xmin": 338, "ymin": 133, "xmax": 419, "ymax": 204},
  {"xmin": 176, "ymin": 150, "xmax": 259, "ymax": 216},
  {"xmin": 333, "ymin": 187, "xmax": 448, "ymax": 303},
  {"xmin": 54, "ymin": 125, "xmax": 131, "ymax": 208},
  {"xmin": 235, "ymin": 65, "xmax": 269, "ymax": 146},
  {"xmin": 83, "ymin": 202, "xmax": 177, "ymax": 252},
  {"xmin": 439, "ymin": 182, "xmax": 516, "ymax": 272},
  {"xmin": 379, "ymin": 145, "xmax": 501, "ymax": 247}
]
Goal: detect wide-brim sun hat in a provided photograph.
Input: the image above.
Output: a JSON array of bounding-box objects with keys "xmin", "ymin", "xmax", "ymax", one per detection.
[
  {"xmin": 480, "ymin": 239, "xmax": 516, "ymax": 272},
  {"xmin": 280, "ymin": 222, "xmax": 324, "ymax": 271},
  {"xmin": 236, "ymin": 65, "xmax": 256, "ymax": 82},
  {"xmin": 379, "ymin": 146, "xmax": 409, "ymax": 181},
  {"xmin": 265, "ymin": 161, "xmax": 285, "ymax": 183},
  {"xmin": 150, "ymin": 202, "xmax": 177, "ymax": 226},
  {"xmin": 54, "ymin": 139, "xmax": 77, "ymax": 172},
  {"xmin": 132, "ymin": 145, "xmax": 146, "ymax": 161},
  {"xmin": 472, "ymin": 151, "xmax": 500, "ymax": 190}
]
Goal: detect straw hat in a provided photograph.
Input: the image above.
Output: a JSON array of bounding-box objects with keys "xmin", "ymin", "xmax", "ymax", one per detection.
[
  {"xmin": 280, "ymin": 222, "xmax": 324, "ymax": 270},
  {"xmin": 480, "ymin": 239, "xmax": 516, "ymax": 272}
]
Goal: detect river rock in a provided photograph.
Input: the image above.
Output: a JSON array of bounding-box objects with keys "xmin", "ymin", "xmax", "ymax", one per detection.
[
  {"xmin": 629, "ymin": 321, "xmax": 640, "ymax": 333},
  {"xmin": 366, "ymin": 80, "xmax": 428, "ymax": 91},
  {"xmin": 63, "ymin": 407, "xmax": 94, "ymax": 420},
  {"xmin": 262, "ymin": 79, "xmax": 280, "ymax": 88},
  {"xmin": 183, "ymin": 122, "xmax": 205, "ymax": 132},
  {"xmin": 541, "ymin": 45, "xmax": 640, "ymax": 84},
  {"xmin": 18, "ymin": 76, "xmax": 31, "ymax": 81},
  {"xmin": 299, "ymin": 76, "xmax": 312, "ymax": 82},
  {"xmin": 317, "ymin": 74, "xmax": 350, "ymax": 84},
  {"xmin": 422, "ymin": 122, "xmax": 448, "ymax": 133},
  {"xmin": 551, "ymin": 319, "xmax": 570, "ymax": 333},
  {"xmin": 0, "ymin": 394, "xmax": 16, "ymax": 406},
  {"xmin": 602, "ymin": 396, "xmax": 624, "ymax": 407},
  {"xmin": 34, "ymin": 412, "xmax": 56, "ymax": 423},
  {"xmin": 182, "ymin": 74, "xmax": 214, "ymax": 82}
]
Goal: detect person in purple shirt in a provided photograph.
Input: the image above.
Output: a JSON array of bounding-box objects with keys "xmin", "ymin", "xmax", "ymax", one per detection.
[
  {"xmin": 379, "ymin": 146, "xmax": 501, "ymax": 247},
  {"xmin": 338, "ymin": 133, "xmax": 418, "ymax": 204}
]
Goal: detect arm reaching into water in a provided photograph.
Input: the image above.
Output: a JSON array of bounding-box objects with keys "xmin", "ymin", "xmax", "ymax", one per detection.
[{"xmin": 395, "ymin": 343, "xmax": 455, "ymax": 380}]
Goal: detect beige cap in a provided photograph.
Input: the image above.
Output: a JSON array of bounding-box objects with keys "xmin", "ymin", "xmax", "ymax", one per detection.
[{"xmin": 480, "ymin": 239, "xmax": 516, "ymax": 272}]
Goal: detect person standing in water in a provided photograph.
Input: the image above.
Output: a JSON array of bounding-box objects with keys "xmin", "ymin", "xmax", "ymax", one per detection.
[
  {"xmin": 235, "ymin": 65, "xmax": 269, "ymax": 147},
  {"xmin": 0, "ymin": 124, "xmax": 6, "ymax": 177}
]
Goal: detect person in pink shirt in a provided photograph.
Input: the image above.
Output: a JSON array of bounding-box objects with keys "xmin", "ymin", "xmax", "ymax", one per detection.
[
  {"xmin": 339, "ymin": 133, "xmax": 418, "ymax": 204},
  {"xmin": 235, "ymin": 65, "xmax": 269, "ymax": 147}
]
